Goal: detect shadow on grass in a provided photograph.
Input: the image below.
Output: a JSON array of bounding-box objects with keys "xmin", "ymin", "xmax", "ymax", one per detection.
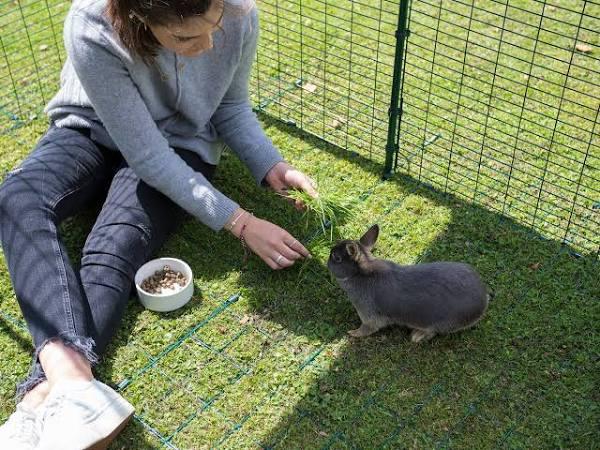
[
  {"xmin": 231, "ymin": 117, "xmax": 599, "ymax": 448},
  {"xmin": 1, "ymin": 117, "xmax": 596, "ymax": 448},
  {"xmin": 0, "ymin": 316, "xmax": 31, "ymax": 354}
]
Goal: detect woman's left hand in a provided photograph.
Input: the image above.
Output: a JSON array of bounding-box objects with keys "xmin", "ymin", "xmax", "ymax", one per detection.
[{"xmin": 265, "ymin": 161, "xmax": 318, "ymax": 209}]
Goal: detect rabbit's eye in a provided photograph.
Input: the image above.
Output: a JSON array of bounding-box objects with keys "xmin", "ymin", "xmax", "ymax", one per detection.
[{"xmin": 332, "ymin": 253, "xmax": 342, "ymax": 263}]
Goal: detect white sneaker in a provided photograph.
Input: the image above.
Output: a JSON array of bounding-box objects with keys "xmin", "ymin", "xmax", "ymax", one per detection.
[
  {"xmin": 36, "ymin": 379, "xmax": 134, "ymax": 450},
  {"xmin": 0, "ymin": 402, "xmax": 42, "ymax": 450}
]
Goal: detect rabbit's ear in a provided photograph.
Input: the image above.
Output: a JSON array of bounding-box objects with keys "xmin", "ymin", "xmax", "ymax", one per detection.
[
  {"xmin": 346, "ymin": 242, "xmax": 360, "ymax": 260},
  {"xmin": 359, "ymin": 224, "xmax": 379, "ymax": 250}
]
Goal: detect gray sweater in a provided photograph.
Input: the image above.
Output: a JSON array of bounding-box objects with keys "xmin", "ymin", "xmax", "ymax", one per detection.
[{"xmin": 46, "ymin": 0, "xmax": 284, "ymax": 231}]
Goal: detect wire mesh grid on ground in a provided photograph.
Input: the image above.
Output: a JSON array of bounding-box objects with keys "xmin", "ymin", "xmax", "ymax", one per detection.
[{"xmin": 1, "ymin": 170, "xmax": 596, "ymax": 448}]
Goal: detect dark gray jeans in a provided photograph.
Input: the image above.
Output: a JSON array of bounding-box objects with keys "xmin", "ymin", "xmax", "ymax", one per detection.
[{"xmin": 0, "ymin": 125, "xmax": 215, "ymax": 398}]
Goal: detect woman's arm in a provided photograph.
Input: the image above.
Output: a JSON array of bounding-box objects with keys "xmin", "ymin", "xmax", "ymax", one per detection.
[
  {"xmin": 65, "ymin": 12, "xmax": 238, "ymax": 231},
  {"xmin": 210, "ymin": 8, "xmax": 285, "ymax": 185},
  {"xmin": 211, "ymin": 8, "xmax": 318, "ymax": 205},
  {"xmin": 67, "ymin": 10, "xmax": 311, "ymax": 268}
]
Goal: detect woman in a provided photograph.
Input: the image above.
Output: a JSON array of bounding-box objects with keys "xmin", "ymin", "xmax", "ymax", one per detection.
[{"xmin": 0, "ymin": 0, "xmax": 316, "ymax": 448}]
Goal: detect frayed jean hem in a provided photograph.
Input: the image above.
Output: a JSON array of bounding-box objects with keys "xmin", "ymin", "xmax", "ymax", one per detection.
[{"xmin": 15, "ymin": 333, "xmax": 98, "ymax": 402}]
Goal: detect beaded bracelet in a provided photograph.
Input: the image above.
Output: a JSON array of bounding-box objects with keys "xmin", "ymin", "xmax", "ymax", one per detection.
[
  {"xmin": 227, "ymin": 211, "xmax": 247, "ymax": 231},
  {"xmin": 239, "ymin": 220, "xmax": 250, "ymax": 266}
]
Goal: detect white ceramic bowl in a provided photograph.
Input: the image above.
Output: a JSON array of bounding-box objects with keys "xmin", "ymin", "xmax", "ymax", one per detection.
[{"xmin": 134, "ymin": 257, "xmax": 193, "ymax": 312}]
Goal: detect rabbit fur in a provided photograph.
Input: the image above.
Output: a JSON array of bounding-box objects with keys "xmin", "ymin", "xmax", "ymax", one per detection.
[{"xmin": 327, "ymin": 224, "xmax": 489, "ymax": 342}]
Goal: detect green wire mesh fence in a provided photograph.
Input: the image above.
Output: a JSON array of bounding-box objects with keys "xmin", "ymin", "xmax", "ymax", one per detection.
[
  {"xmin": 0, "ymin": 0, "xmax": 67, "ymax": 131},
  {"xmin": 252, "ymin": 0, "xmax": 401, "ymax": 167},
  {"xmin": 252, "ymin": 0, "xmax": 599, "ymax": 255},
  {"xmin": 395, "ymin": 0, "xmax": 599, "ymax": 255},
  {"xmin": 1, "ymin": 0, "xmax": 598, "ymax": 254}
]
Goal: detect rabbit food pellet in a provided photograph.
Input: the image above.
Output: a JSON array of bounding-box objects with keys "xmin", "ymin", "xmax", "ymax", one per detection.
[{"xmin": 141, "ymin": 265, "xmax": 187, "ymax": 295}]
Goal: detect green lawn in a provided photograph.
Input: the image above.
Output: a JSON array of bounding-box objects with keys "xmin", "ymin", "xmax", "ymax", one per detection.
[{"xmin": 1, "ymin": 0, "xmax": 599, "ymax": 449}]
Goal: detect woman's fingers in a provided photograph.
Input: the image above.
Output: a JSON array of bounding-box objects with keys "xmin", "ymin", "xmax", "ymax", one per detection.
[
  {"xmin": 271, "ymin": 253, "xmax": 293, "ymax": 268},
  {"xmin": 243, "ymin": 217, "xmax": 311, "ymax": 270},
  {"xmin": 275, "ymin": 240, "xmax": 306, "ymax": 263},
  {"xmin": 300, "ymin": 176, "xmax": 318, "ymax": 198},
  {"xmin": 270, "ymin": 238, "xmax": 310, "ymax": 269},
  {"xmin": 264, "ymin": 257, "xmax": 280, "ymax": 270},
  {"xmin": 286, "ymin": 238, "xmax": 311, "ymax": 259}
]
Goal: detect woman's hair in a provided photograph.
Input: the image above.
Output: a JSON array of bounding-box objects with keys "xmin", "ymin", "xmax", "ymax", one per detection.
[{"xmin": 106, "ymin": 0, "xmax": 239, "ymax": 64}]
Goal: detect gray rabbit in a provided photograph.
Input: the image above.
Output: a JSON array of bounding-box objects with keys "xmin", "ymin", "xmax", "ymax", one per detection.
[{"xmin": 327, "ymin": 224, "xmax": 489, "ymax": 342}]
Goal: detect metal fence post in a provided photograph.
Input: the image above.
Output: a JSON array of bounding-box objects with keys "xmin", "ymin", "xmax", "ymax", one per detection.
[{"xmin": 384, "ymin": 0, "xmax": 411, "ymax": 179}]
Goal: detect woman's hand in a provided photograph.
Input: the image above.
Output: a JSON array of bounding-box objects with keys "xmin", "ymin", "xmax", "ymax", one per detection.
[
  {"xmin": 225, "ymin": 208, "xmax": 311, "ymax": 270},
  {"xmin": 264, "ymin": 161, "xmax": 318, "ymax": 209}
]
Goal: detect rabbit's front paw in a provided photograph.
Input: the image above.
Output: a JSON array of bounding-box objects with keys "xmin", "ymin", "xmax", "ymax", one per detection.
[{"xmin": 348, "ymin": 323, "xmax": 377, "ymax": 338}]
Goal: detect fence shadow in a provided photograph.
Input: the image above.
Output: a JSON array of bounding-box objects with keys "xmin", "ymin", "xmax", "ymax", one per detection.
[
  {"xmin": 1, "ymin": 118, "xmax": 597, "ymax": 448},
  {"xmin": 237, "ymin": 117, "xmax": 599, "ymax": 448}
]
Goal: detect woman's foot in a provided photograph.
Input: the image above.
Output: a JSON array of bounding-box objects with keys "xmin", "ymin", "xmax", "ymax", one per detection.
[
  {"xmin": 36, "ymin": 379, "xmax": 134, "ymax": 450},
  {"xmin": 32, "ymin": 340, "xmax": 133, "ymax": 449},
  {"xmin": 0, "ymin": 380, "xmax": 50, "ymax": 449},
  {"xmin": 0, "ymin": 402, "xmax": 43, "ymax": 450},
  {"xmin": 21, "ymin": 380, "xmax": 51, "ymax": 409}
]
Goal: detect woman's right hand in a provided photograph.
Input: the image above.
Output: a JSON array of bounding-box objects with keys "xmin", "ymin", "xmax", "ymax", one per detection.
[{"xmin": 226, "ymin": 208, "xmax": 311, "ymax": 270}]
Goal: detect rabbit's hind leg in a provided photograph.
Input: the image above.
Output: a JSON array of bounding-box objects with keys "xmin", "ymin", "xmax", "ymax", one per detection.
[{"xmin": 410, "ymin": 328, "xmax": 436, "ymax": 343}]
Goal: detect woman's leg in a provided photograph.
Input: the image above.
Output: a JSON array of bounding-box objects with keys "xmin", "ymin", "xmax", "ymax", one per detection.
[
  {"xmin": 33, "ymin": 149, "xmax": 215, "ymax": 450},
  {"xmin": 0, "ymin": 126, "xmax": 117, "ymax": 447},
  {"xmin": 80, "ymin": 149, "xmax": 215, "ymax": 354},
  {"xmin": 0, "ymin": 126, "xmax": 118, "ymax": 388}
]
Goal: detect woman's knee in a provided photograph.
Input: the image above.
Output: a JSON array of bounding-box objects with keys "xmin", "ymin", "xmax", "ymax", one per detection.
[
  {"xmin": 0, "ymin": 169, "xmax": 33, "ymax": 214},
  {"xmin": 0, "ymin": 159, "xmax": 68, "ymax": 220},
  {"xmin": 0, "ymin": 169, "xmax": 49, "ymax": 243},
  {"xmin": 81, "ymin": 221, "xmax": 153, "ymax": 282}
]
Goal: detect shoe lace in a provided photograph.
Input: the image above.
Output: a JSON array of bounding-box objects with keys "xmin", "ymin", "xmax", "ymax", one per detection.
[
  {"xmin": 17, "ymin": 414, "xmax": 37, "ymax": 441},
  {"xmin": 38, "ymin": 395, "xmax": 61, "ymax": 424}
]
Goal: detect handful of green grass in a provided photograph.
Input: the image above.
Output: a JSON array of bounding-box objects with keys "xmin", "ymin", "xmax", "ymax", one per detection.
[{"xmin": 284, "ymin": 189, "xmax": 352, "ymax": 240}]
